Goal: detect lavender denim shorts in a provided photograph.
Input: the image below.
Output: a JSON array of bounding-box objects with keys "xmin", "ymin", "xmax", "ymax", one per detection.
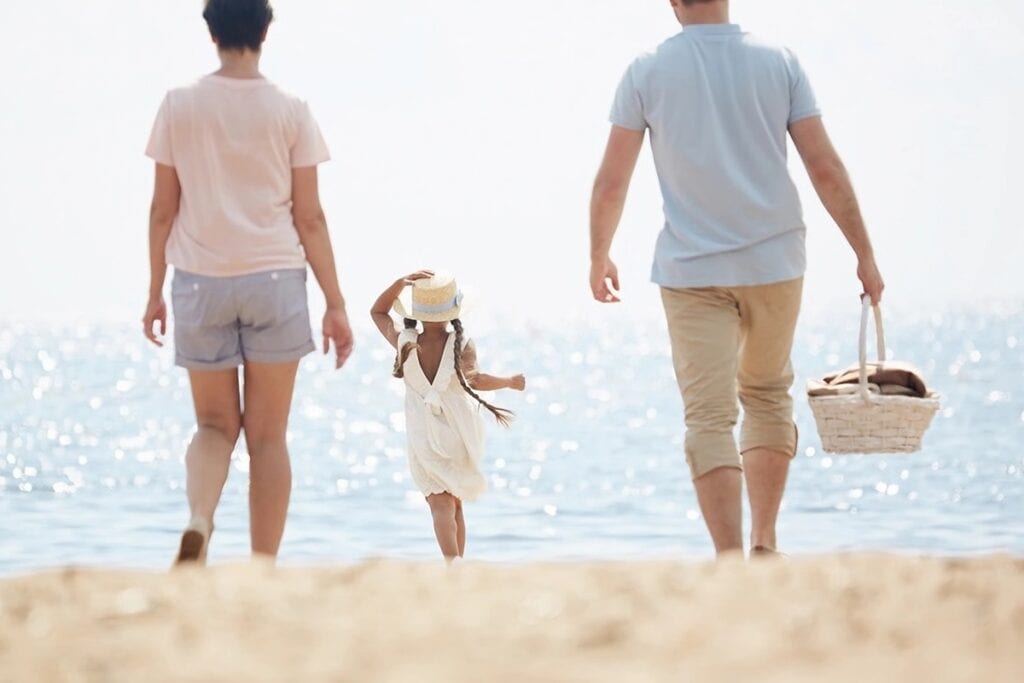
[{"xmin": 171, "ymin": 268, "xmax": 315, "ymax": 370}]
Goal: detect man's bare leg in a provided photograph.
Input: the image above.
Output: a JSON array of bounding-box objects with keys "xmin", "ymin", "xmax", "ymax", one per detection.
[
  {"xmin": 693, "ymin": 465, "xmax": 744, "ymax": 556},
  {"xmin": 743, "ymin": 447, "xmax": 790, "ymax": 552}
]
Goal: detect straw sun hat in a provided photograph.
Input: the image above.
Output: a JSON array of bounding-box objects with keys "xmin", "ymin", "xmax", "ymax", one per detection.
[{"xmin": 392, "ymin": 272, "xmax": 466, "ymax": 323}]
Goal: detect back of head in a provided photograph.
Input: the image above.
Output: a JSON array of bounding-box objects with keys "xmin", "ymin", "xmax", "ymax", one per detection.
[
  {"xmin": 671, "ymin": 0, "xmax": 729, "ymax": 28},
  {"xmin": 203, "ymin": 0, "xmax": 274, "ymax": 52}
]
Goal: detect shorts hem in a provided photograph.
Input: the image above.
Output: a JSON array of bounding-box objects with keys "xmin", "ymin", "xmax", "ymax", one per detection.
[
  {"xmin": 242, "ymin": 341, "xmax": 316, "ymax": 365},
  {"xmin": 175, "ymin": 355, "xmax": 244, "ymax": 371}
]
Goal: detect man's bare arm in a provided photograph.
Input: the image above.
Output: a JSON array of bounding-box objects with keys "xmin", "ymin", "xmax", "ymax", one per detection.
[
  {"xmin": 790, "ymin": 116, "xmax": 885, "ymax": 302},
  {"xmin": 589, "ymin": 125, "xmax": 646, "ymax": 303}
]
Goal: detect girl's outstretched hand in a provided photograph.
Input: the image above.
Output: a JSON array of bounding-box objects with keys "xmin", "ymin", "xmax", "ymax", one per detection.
[
  {"xmin": 403, "ymin": 270, "xmax": 434, "ymax": 286},
  {"xmin": 508, "ymin": 374, "xmax": 526, "ymax": 391}
]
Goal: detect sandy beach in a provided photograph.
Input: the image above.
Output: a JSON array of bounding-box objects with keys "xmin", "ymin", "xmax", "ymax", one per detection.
[{"xmin": 1, "ymin": 555, "xmax": 1021, "ymax": 682}]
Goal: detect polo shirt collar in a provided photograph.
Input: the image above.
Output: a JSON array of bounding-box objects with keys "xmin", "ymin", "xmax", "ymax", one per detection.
[{"xmin": 682, "ymin": 23, "xmax": 742, "ymax": 35}]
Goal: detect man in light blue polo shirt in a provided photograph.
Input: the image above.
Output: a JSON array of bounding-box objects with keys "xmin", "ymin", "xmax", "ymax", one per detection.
[{"xmin": 589, "ymin": 0, "xmax": 885, "ymax": 557}]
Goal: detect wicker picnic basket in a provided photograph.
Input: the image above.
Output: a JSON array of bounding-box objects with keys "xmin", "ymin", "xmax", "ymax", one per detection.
[{"xmin": 808, "ymin": 296, "xmax": 940, "ymax": 454}]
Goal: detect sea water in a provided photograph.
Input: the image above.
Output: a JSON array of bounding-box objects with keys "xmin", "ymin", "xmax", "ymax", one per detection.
[{"xmin": 1, "ymin": 305, "xmax": 1022, "ymax": 574}]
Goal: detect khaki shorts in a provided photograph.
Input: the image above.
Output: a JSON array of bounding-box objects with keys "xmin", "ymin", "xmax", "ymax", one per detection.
[{"xmin": 661, "ymin": 277, "xmax": 803, "ymax": 479}]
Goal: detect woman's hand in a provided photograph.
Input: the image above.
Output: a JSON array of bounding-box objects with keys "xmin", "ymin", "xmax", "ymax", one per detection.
[
  {"xmin": 142, "ymin": 297, "xmax": 167, "ymax": 347},
  {"xmin": 323, "ymin": 307, "xmax": 354, "ymax": 369},
  {"xmin": 507, "ymin": 374, "xmax": 526, "ymax": 391},
  {"xmin": 402, "ymin": 270, "xmax": 434, "ymax": 286}
]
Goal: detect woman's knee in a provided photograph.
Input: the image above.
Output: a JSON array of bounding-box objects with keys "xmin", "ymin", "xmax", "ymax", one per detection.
[
  {"xmin": 196, "ymin": 412, "xmax": 242, "ymax": 445},
  {"xmin": 242, "ymin": 415, "xmax": 288, "ymax": 454}
]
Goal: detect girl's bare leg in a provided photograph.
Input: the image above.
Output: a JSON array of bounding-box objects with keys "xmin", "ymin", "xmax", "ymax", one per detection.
[
  {"xmin": 455, "ymin": 497, "xmax": 466, "ymax": 557},
  {"xmin": 426, "ymin": 493, "xmax": 460, "ymax": 561}
]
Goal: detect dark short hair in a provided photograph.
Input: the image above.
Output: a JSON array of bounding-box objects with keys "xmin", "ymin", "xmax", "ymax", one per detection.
[
  {"xmin": 681, "ymin": 0, "xmax": 721, "ymax": 6},
  {"xmin": 203, "ymin": 0, "xmax": 274, "ymax": 52}
]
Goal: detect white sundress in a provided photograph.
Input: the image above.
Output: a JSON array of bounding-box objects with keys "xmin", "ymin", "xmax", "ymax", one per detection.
[{"xmin": 398, "ymin": 328, "xmax": 487, "ymax": 502}]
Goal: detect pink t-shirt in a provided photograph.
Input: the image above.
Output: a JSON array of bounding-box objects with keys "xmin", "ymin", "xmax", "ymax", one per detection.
[{"xmin": 145, "ymin": 75, "xmax": 330, "ymax": 277}]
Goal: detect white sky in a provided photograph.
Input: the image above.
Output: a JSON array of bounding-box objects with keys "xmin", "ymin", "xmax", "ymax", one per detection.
[{"xmin": 1, "ymin": 1, "xmax": 1021, "ymax": 323}]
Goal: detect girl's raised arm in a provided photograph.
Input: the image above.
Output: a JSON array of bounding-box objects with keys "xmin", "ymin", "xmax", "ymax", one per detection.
[{"xmin": 370, "ymin": 271, "xmax": 434, "ymax": 348}]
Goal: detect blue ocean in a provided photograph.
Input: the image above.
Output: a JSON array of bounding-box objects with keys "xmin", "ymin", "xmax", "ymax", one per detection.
[{"xmin": 1, "ymin": 304, "xmax": 1022, "ymax": 574}]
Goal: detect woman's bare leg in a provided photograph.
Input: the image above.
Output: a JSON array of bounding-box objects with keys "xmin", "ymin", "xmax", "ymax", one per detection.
[
  {"xmin": 180, "ymin": 368, "xmax": 241, "ymax": 561},
  {"xmin": 426, "ymin": 493, "xmax": 459, "ymax": 561},
  {"xmin": 242, "ymin": 360, "xmax": 300, "ymax": 559}
]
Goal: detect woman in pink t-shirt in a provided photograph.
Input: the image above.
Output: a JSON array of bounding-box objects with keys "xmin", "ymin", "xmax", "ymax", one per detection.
[{"xmin": 141, "ymin": 0, "xmax": 353, "ymax": 564}]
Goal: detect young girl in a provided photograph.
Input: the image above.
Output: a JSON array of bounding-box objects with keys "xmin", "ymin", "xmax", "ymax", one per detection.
[{"xmin": 371, "ymin": 271, "xmax": 525, "ymax": 561}]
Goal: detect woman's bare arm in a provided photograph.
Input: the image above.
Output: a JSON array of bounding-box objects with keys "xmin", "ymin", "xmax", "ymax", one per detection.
[
  {"xmin": 292, "ymin": 166, "xmax": 354, "ymax": 368},
  {"xmin": 142, "ymin": 162, "xmax": 180, "ymax": 347}
]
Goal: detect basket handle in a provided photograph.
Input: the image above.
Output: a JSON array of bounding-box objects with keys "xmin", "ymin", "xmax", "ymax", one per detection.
[{"xmin": 858, "ymin": 294, "xmax": 886, "ymax": 402}]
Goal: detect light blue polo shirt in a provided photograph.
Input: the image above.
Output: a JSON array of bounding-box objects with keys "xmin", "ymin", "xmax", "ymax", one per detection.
[{"xmin": 610, "ymin": 23, "xmax": 821, "ymax": 288}]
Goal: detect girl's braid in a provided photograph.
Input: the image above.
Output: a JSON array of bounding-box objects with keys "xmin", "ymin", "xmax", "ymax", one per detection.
[{"xmin": 451, "ymin": 319, "xmax": 513, "ymax": 427}]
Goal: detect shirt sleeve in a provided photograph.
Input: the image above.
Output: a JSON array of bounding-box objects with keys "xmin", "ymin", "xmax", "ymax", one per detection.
[
  {"xmin": 145, "ymin": 93, "xmax": 175, "ymax": 167},
  {"xmin": 785, "ymin": 49, "xmax": 821, "ymax": 125},
  {"xmin": 608, "ymin": 62, "xmax": 647, "ymax": 131},
  {"xmin": 291, "ymin": 101, "xmax": 331, "ymax": 168}
]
